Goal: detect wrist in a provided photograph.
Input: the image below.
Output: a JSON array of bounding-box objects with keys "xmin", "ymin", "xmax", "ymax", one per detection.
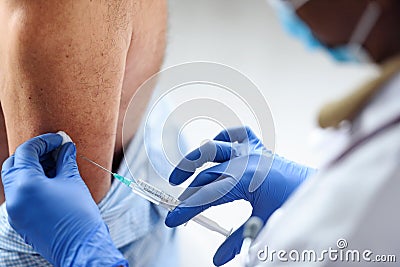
[{"xmin": 63, "ymin": 222, "xmax": 128, "ymax": 267}]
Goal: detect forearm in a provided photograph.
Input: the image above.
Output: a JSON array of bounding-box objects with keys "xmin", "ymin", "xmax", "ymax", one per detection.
[{"xmin": 0, "ymin": 1, "xmax": 133, "ymax": 202}]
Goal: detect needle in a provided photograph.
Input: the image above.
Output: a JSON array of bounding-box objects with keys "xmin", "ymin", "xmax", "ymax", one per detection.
[
  {"xmin": 80, "ymin": 155, "xmax": 114, "ymax": 175},
  {"xmin": 80, "ymin": 155, "xmax": 136, "ymax": 187}
]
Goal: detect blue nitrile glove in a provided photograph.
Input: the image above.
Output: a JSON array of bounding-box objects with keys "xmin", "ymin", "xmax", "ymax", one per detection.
[
  {"xmin": 1, "ymin": 133, "xmax": 128, "ymax": 267},
  {"xmin": 165, "ymin": 126, "xmax": 317, "ymax": 266}
]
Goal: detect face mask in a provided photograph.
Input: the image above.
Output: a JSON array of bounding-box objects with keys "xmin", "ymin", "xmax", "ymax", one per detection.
[{"xmin": 268, "ymin": 0, "xmax": 381, "ymax": 64}]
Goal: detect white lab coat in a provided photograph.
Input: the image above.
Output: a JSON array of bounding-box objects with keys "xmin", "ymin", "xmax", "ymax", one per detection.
[{"xmin": 247, "ymin": 72, "xmax": 400, "ymax": 267}]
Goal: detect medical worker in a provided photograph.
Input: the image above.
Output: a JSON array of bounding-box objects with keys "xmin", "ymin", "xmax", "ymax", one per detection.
[
  {"xmin": 2, "ymin": 0, "xmax": 400, "ymax": 267},
  {"xmin": 166, "ymin": 0, "xmax": 400, "ymax": 266}
]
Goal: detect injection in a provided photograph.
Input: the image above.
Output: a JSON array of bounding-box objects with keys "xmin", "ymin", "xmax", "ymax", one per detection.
[{"xmin": 80, "ymin": 156, "xmax": 232, "ymax": 237}]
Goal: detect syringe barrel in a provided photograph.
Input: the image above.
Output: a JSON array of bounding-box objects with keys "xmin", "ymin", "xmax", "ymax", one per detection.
[{"xmin": 136, "ymin": 179, "xmax": 232, "ymax": 237}]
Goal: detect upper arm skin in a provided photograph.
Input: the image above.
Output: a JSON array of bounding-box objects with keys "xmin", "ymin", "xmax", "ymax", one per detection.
[
  {"xmin": 0, "ymin": 1, "xmax": 133, "ymax": 202},
  {"xmin": 0, "ymin": 105, "xmax": 8, "ymax": 204}
]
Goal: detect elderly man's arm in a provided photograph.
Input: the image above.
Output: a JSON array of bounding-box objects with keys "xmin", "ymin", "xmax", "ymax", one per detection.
[{"xmin": 0, "ymin": 1, "xmax": 134, "ymax": 203}]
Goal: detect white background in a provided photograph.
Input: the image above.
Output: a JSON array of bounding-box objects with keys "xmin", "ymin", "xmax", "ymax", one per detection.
[{"xmin": 161, "ymin": 1, "xmax": 377, "ymax": 266}]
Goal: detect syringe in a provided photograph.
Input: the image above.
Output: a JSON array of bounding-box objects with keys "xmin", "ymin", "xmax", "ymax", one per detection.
[{"xmin": 81, "ymin": 156, "xmax": 232, "ymax": 238}]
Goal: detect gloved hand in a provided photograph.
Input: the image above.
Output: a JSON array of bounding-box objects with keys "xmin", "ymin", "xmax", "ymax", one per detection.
[
  {"xmin": 1, "ymin": 133, "xmax": 128, "ymax": 267},
  {"xmin": 165, "ymin": 126, "xmax": 316, "ymax": 266}
]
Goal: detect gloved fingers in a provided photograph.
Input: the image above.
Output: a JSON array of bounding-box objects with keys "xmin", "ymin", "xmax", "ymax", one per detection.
[
  {"xmin": 14, "ymin": 133, "xmax": 63, "ymax": 170},
  {"xmin": 166, "ymin": 178, "xmax": 239, "ymax": 227},
  {"xmin": 56, "ymin": 142, "xmax": 78, "ymax": 177},
  {"xmin": 251, "ymin": 196, "xmax": 280, "ymax": 225},
  {"xmin": 169, "ymin": 140, "xmax": 235, "ymax": 185},
  {"xmin": 213, "ymin": 224, "xmax": 245, "ymax": 266},
  {"xmin": 1, "ymin": 155, "xmax": 15, "ymax": 181},
  {"xmin": 165, "ymin": 204, "xmax": 217, "ymax": 228},
  {"xmin": 178, "ymin": 166, "xmax": 226, "ymax": 201},
  {"xmin": 213, "ymin": 126, "xmax": 258, "ymax": 143},
  {"xmin": 2, "ymin": 155, "xmax": 15, "ymax": 173},
  {"xmin": 247, "ymin": 153, "xmax": 273, "ymax": 193},
  {"xmin": 214, "ymin": 212, "xmax": 268, "ymax": 266},
  {"xmin": 39, "ymin": 153, "xmax": 57, "ymax": 178}
]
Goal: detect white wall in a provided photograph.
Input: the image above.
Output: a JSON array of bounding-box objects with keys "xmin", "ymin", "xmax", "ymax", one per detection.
[{"xmin": 162, "ymin": 1, "xmax": 376, "ymax": 266}]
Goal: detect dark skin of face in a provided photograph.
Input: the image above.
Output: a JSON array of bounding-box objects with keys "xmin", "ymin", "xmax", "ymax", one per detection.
[{"xmin": 295, "ymin": 0, "xmax": 400, "ymax": 63}]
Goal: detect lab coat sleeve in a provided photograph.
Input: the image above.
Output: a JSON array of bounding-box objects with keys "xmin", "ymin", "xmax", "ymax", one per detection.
[{"xmin": 248, "ymin": 123, "xmax": 400, "ymax": 267}]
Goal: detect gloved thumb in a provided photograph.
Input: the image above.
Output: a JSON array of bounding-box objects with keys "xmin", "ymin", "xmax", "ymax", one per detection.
[
  {"xmin": 55, "ymin": 142, "xmax": 79, "ymax": 177},
  {"xmin": 213, "ymin": 224, "xmax": 245, "ymax": 266}
]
